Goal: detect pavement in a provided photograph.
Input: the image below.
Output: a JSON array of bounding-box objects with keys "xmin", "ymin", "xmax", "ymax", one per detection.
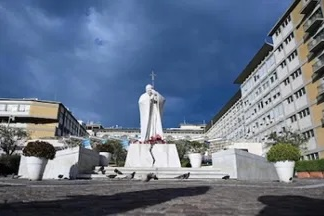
[{"xmin": 0, "ymin": 178, "xmax": 323, "ymax": 216}]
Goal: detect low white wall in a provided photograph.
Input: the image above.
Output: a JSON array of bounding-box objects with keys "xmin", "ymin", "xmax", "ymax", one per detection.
[
  {"xmin": 125, "ymin": 144, "xmax": 181, "ymax": 168},
  {"xmin": 212, "ymin": 149, "xmax": 279, "ymax": 181},
  {"xmin": 226, "ymin": 142, "xmax": 264, "ymax": 156},
  {"xmin": 18, "ymin": 147, "xmax": 99, "ymax": 179}
]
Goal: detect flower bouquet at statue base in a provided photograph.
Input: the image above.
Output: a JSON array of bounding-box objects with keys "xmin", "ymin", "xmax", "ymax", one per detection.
[{"xmin": 133, "ymin": 134, "xmax": 166, "ymax": 144}]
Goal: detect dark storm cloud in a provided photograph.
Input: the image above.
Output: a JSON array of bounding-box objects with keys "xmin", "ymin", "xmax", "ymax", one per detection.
[{"xmin": 0, "ymin": 0, "xmax": 291, "ymax": 127}]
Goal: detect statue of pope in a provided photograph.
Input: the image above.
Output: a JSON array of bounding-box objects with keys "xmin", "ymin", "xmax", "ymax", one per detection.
[{"xmin": 138, "ymin": 84, "xmax": 165, "ymax": 142}]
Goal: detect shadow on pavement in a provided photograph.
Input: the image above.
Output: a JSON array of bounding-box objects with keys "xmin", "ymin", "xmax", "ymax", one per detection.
[
  {"xmin": 0, "ymin": 186, "xmax": 210, "ymax": 215},
  {"xmin": 257, "ymin": 195, "xmax": 324, "ymax": 216}
]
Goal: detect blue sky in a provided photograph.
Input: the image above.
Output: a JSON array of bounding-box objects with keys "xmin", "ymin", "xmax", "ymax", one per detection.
[{"xmin": 0, "ymin": 0, "xmax": 292, "ymax": 128}]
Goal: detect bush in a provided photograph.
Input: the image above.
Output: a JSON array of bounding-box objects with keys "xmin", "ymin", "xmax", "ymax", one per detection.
[
  {"xmin": 267, "ymin": 143, "xmax": 301, "ymax": 162},
  {"xmin": 95, "ymin": 144, "xmax": 114, "ymax": 153},
  {"xmin": 181, "ymin": 157, "xmax": 191, "ymax": 167},
  {"xmin": 22, "ymin": 140, "xmax": 56, "ymax": 160},
  {"xmin": 0, "ymin": 154, "xmax": 21, "ymax": 175},
  {"xmin": 188, "ymin": 141, "xmax": 207, "ymax": 154},
  {"xmin": 295, "ymin": 159, "xmax": 324, "ymax": 172}
]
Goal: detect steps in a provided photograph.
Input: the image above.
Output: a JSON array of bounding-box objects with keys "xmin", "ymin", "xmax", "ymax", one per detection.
[{"xmin": 77, "ymin": 166, "xmax": 229, "ymax": 180}]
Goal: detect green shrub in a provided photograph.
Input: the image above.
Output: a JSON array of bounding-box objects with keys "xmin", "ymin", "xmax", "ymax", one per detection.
[
  {"xmin": 188, "ymin": 141, "xmax": 207, "ymax": 154},
  {"xmin": 181, "ymin": 157, "xmax": 191, "ymax": 167},
  {"xmin": 267, "ymin": 143, "xmax": 301, "ymax": 162},
  {"xmin": 22, "ymin": 140, "xmax": 56, "ymax": 160},
  {"xmin": 95, "ymin": 144, "xmax": 114, "ymax": 153},
  {"xmin": 295, "ymin": 159, "xmax": 324, "ymax": 172},
  {"xmin": 0, "ymin": 154, "xmax": 21, "ymax": 175}
]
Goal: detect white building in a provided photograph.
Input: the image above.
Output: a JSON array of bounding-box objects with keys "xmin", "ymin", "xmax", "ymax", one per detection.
[{"xmin": 205, "ymin": 90, "xmax": 245, "ymax": 142}]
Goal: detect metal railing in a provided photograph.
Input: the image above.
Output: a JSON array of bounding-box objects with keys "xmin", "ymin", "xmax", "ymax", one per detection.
[
  {"xmin": 303, "ymin": 11, "xmax": 323, "ymax": 31},
  {"xmin": 308, "ymin": 34, "xmax": 324, "ymax": 51},
  {"xmin": 312, "ymin": 57, "xmax": 324, "ymax": 72},
  {"xmin": 318, "ymin": 81, "xmax": 324, "ymax": 94}
]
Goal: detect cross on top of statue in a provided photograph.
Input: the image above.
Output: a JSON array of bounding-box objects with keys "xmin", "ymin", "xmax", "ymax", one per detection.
[{"xmin": 150, "ymin": 70, "xmax": 157, "ymax": 87}]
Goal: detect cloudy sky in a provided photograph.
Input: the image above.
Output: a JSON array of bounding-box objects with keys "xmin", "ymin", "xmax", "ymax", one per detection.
[{"xmin": 0, "ymin": 0, "xmax": 291, "ymax": 128}]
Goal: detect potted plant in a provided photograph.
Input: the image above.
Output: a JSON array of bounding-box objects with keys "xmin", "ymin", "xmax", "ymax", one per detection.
[
  {"xmin": 188, "ymin": 141, "xmax": 206, "ymax": 168},
  {"xmin": 22, "ymin": 140, "xmax": 56, "ymax": 181},
  {"xmin": 95, "ymin": 143, "xmax": 114, "ymax": 166},
  {"xmin": 267, "ymin": 142, "xmax": 301, "ymax": 183}
]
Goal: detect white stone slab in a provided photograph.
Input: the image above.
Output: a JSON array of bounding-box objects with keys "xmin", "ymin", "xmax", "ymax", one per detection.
[
  {"xmin": 18, "ymin": 147, "xmax": 99, "ymax": 180},
  {"xmin": 212, "ymin": 149, "xmax": 279, "ymax": 181},
  {"xmin": 124, "ymin": 144, "xmax": 181, "ymax": 168}
]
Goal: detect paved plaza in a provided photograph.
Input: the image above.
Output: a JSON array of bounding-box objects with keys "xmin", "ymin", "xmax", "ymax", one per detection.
[{"xmin": 0, "ymin": 178, "xmax": 324, "ymax": 216}]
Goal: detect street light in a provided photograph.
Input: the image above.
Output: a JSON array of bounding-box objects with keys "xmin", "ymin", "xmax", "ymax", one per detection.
[{"xmin": 7, "ymin": 115, "xmax": 15, "ymax": 127}]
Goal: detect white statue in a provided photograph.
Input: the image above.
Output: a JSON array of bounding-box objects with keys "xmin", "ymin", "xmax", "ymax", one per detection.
[{"xmin": 138, "ymin": 84, "xmax": 165, "ymax": 142}]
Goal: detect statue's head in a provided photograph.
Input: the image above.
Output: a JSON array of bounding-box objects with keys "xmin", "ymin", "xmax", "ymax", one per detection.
[{"xmin": 145, "ymin": 84, "xmax": 154, "ymax": 96}]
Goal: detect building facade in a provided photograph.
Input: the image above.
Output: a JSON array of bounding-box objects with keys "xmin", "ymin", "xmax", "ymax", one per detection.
[
  {"xmin": 205, "ymin": 0, "xmax": 324, "ymax": 159},
  {"xmin": 0, "ymin": 98, "xmax": 88, "ymax": 139},
  {"xmin": 268, "ymin": 0, "xmax": 324, "ymax": 159},
  {"xmin": 205, "ymin": 90, "xmax": 245, "ymax": 142},
  {"xmin": 92, "ymin": 123, "xmax": 206, "ymax": 142}
]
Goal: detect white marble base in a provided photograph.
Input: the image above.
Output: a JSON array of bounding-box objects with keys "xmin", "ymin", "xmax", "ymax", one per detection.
[
  {"xmin": 18, "ymin": 147, "xmax": 99, "ymax": 180},
  {"xmin": 124, "ymin": 144, "xmax": 181, "ymax": 168},
  {"xmin": 212, "ymin": 149, "xmax": 279, "ymax": 181}
]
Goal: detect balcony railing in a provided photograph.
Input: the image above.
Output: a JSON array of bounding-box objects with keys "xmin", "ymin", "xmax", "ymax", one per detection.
[
  {"xmin": 301, "ymin": 0, "xmax": 318, "ymax": 15},
  {"xmin": 303, "ymin": 11, "xmax": 324, "ymax": 33},
  {"xmin": 312, "ymin": 57, "xmax": 324, "ymax": 74},
  {"xmin": 318, "ymin": 81, "xmax": 324, "ymax": 95},
  {"xmin": 308, "ymin": 34, "xmax": 324, "ymax": 53}
]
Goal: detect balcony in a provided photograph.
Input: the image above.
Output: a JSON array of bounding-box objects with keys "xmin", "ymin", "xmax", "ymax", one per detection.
[
  {"xmin": 303, "ymin": 12, "xmax": 324, "ymax": 33},
  {"xmin": 317, "ymin": 80, "xmax": 324, "ymax": 102},
  {"xmin": 312, "ymin": 57, "xmax": 324, "ymax": 80},
  {"xmin": 301, "ymin": 0, "xmax": 318, "ymax": 15},
  {"xmin": 308, "ymin": 34, "xmax": 324, "ymax": 53}
]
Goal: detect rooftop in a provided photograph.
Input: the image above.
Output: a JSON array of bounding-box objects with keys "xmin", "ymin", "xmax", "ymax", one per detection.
[
  {"xmin": 268, "ymin": 0, "xmax": 300, "ymax": 36},
  {"xmin": 233, "ymin": 43, "xmax": 273, "ymax": 84}
]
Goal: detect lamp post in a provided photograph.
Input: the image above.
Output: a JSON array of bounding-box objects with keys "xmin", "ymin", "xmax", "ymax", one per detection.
[{"xmin": 7, "ymin": 115, "xmax": 15, "ymax": 127}]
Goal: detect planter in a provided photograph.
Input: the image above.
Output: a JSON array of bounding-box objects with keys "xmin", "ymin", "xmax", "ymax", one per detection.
[
  {"xmin": 26, "ymin": 156, "xmax": 48, "ymax": 181},
  {"xmin": 99, "ymin": 152, "xmax": 112, "ymax": 166},
  {"xmin": 296, "ymin": 171, "xmax": 310, "ymax": 179},
  {"xmin": 309, "ymin": 171, "xmax": 324, "ymax": 179},
  {"xmin": 188, "ymin": 153, "xmax": 202, "ymax": 168},
  {"xmin": 274, "ymin": 161, "xmax": 295, "ymax": 183}
]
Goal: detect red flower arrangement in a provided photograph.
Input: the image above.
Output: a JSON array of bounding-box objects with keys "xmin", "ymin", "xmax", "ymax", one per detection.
[{"xmin": 132, "ymin": 134, "xmax": 166, "ymax": 144}]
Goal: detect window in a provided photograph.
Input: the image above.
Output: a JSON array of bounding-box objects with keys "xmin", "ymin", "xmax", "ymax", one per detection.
[
  {"xmin": 288, "ymin": 50, "xmax": 298, "ymax": 62},
  {"xmin": 284, "ymin": 77, "xmax": 290, "ymax": 86},
  {"xmin": 275, "ymin": 28, "xmax": 282, "ymax": 36},
  {"xmin": 295, "ymin": 87, "xmax": 306, "ymax": 99},
  {"xmin": 277, "ymin": 44, "xmax": 284, "ymax": 52},
  {"xmin": 298, "ymin": 108, "xmax": 310, "ymax": 119},
  {"xmin": 270, "ymin": 71, "xmax": 278, "ymax": 84},
  {"xmin": 290, "ymin": 114, "xmax": 297, "ymax": 123},
  {"xmin": 287, "ymin": 95, "xmax": 294, "ymax": 104},
  {"xmin": 0, "ymin": 104, "xmax": 6, "ymax": 111},
  {"xmin": 18, "ymin": 105, "xmax": 30, "ymax": 112},
  {"xmin": 291, "ymin": 68, "xmax": 302, "ymax": 80},
  {"xmin": 280, "ymin": 60, "xmax": 287, "ymax": 68},
  {"xmin": 303, "ymin": 129, "xmax": 315, "ymax": 139},
  {"xmin": 7, "ymin": 104, "xmax": 18, "ymax": 112},
  {"xmin": 284, "ymin": 32, "xmax": 294, "ymax": 45}
]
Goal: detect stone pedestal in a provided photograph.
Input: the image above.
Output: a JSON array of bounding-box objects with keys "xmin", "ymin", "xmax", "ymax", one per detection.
[{"xmin": 124, "ymin": 144, "xmax": 181, "ymax": 168}]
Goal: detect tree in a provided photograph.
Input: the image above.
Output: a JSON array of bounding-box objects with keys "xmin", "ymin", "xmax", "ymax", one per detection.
[
  {"xmin": 106, "ymin": 139, "xmax": 127, "ymax": 166},
  {"xmin": 268, "ymin": 128, "xmax": 308, "ymax": 150},
  {"xmin": 174, "ymin": 139, "xmax": 191, "ymax": 161},
  {"xmin": 0, "ymin": 126, "xmax": 29, "ymax": 155}
]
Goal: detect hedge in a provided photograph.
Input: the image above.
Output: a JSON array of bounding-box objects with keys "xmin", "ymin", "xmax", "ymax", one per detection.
[
  {"xmin": 0, "ymin": 154, "xmax": 21, "ymax": 176},
  {"xmin": 295, "ymin": 159, "xmax": 324, "ymax": 172}
]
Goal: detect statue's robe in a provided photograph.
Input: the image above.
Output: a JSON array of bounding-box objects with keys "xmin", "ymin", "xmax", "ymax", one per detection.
[{"xmin": 138, "ymin": 90, "xmax": 165, "ymax": 142}]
